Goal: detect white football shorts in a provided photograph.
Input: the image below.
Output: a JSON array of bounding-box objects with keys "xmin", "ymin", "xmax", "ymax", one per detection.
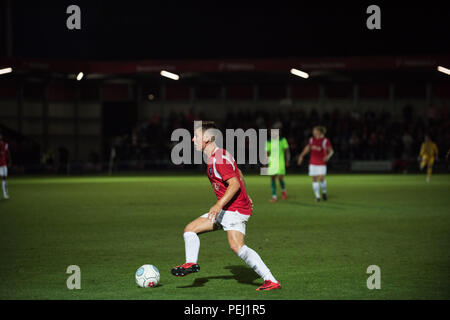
[
  {"xmin": 200, "ymin": 210, "xmax": 250, "ymax": 235},
  {"xmin": 0, "ymin": 166, "xmax": 7, "ymax": 177},
  {"xmin": 308, "ymin": 164, "xmax": 327, "ymax": 176}
]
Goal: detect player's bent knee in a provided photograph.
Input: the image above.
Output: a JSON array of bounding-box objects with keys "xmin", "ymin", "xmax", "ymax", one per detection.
[
  {"xmin": 184, "ymin": 218, "xmax": 213, "ymax": 234},
  {"xmin": 184, "ymin": 222, "xmax": 196, "ymax": 233}
]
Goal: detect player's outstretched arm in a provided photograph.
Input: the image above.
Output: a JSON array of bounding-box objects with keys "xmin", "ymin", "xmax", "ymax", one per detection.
[
  {"xmin": 208, "ymin": 176, "xmax": 241, "ymax": 222},
  {"xmin": 324, "ymin": 147, "xmax": 334, "ymax": 163},
  {"xmin": 297, "ymin": 144, "xmax": 311, "ymax": 165}
]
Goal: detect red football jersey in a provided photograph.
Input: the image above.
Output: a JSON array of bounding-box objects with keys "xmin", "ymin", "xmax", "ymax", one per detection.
[
  {"xmin": 206, "ymin": 147, "xmax": 252, "ymax": 215},
  {"xmin": 0, "ymin": 142, "xmax": 9, "ymax": 166},
  {"xmin": 308, "ymin": 137, "xmax": 332, "ymax": 165}
]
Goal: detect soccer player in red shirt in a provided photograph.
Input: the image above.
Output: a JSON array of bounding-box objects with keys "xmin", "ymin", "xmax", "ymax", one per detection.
[
  {"xmin": 297, "ymin": 126, "xmax": 334, "ymax": 202},
  {"xmin": 171, "ymin": 121, "xmax": 281, "ymax": 291},
  {"xmin": 0, "ymin": 133, "xmax": 12, "ymax": 200}
]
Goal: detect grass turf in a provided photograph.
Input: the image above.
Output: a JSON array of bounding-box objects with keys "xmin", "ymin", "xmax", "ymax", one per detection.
[{"xmin": 0, "ymin": 174, "xmax": 449, "ymax": 300}]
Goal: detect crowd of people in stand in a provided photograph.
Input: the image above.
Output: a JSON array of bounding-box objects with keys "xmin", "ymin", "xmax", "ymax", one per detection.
[{"xmin": 111, "ymin": 104, "xmax": 449, "ymax": 170}]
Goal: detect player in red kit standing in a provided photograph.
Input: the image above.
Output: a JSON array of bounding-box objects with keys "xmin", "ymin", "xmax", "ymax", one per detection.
[
  {"xmin": 297, "ymin": 126, "xmax": 334, "ymax": 202},
  {"xmin": 0, "ymin": 133, "xmax": 12, "ymax": 200},
  {"xmin": 171, "ymin": 121, "xmax": 281, "ymax": 291}
]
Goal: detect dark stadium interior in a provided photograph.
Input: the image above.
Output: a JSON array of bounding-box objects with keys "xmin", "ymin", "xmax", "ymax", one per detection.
[{"xmin": 0, "ymin": 1, "xmax": 449, "ymax": 174}]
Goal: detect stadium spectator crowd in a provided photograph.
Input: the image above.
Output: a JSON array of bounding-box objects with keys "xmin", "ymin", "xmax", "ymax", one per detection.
[
  {"xmin": 5, "ymin": 104, "xmax": 448, "ymax": 173},
  {"xmin": 111, "ymin": 104, "xmax": 450, "ymax": 170}
]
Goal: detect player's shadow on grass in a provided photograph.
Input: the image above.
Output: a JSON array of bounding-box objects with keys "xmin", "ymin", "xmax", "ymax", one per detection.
[{"xmin": 176, "ymin": 265, "xmax": 259, "ymax": 288}]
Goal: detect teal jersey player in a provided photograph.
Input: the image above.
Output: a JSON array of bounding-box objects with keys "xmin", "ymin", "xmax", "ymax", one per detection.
[
  {"xmin": 266, "ymin": 134, "xmax": 290, "ymax": 202},
  {"xmin": 266, "ymin": 137, "xmax": 289, "ymax": 175}
]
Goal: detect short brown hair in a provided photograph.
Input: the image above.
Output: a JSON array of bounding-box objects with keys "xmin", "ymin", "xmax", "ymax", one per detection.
[
  {"xmin": 314, "ymin": 126, "xmax": 326, "ymax": 135},
  {"xmin": 194, "ymin": 120, "xmax": 216, "ymax": 132},
  {"xmin": 194, "ymin": 121, "xmax": 217, "ymax": 142}
]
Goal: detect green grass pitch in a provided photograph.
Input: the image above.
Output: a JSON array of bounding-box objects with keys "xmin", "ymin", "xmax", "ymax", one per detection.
[{"xmin": 0, "ymin": 173, "xmax": 449, "ymax": 300}]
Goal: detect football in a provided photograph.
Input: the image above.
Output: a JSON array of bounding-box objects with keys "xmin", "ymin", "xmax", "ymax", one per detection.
[{"xmin": 135, "ymin": 264, "xmax": 160, "ymax": 288}]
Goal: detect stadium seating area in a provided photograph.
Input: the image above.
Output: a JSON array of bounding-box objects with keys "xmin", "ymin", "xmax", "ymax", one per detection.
[{"xmin": 109, "ymin": 103, "xmax": 450, "ymax": 171}]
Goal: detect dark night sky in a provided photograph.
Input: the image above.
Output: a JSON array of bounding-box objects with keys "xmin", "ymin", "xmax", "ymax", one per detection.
[{"xmin": 4, "ymin": 1, "xmax": 450, "ymax": 60}]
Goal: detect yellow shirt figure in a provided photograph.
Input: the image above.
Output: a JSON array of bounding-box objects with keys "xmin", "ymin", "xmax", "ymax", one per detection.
[{"xmin": 419, "ymin": 135, "xmax": 438, "ymax": 182}]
